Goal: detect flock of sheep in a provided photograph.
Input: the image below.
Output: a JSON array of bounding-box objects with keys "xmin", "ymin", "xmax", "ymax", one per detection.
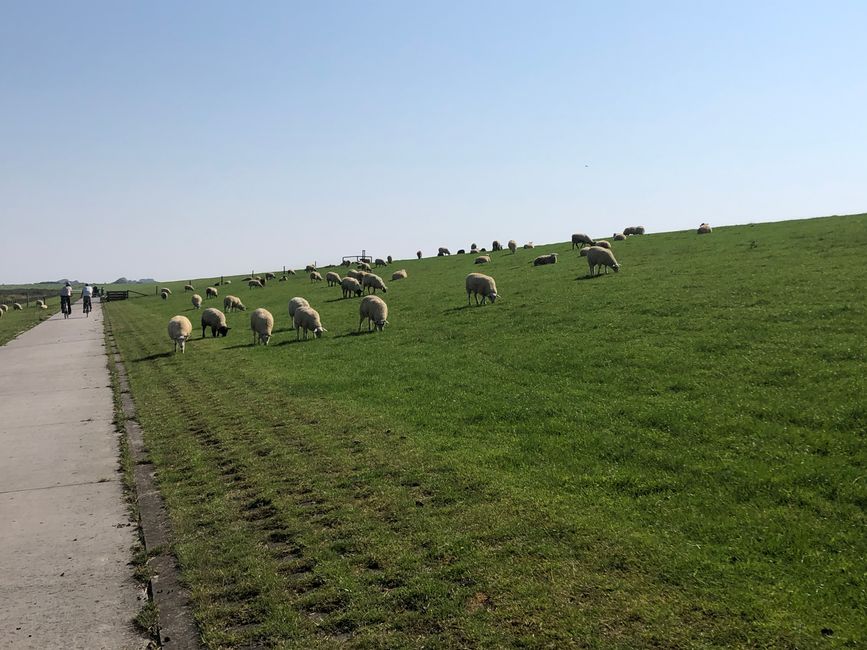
[
  {"xmin": 0, "ymin": 301, "xmax": 42, "ymax": 316},
  {"xmin": 163, "ymin": 223, "xmax": 712, "ymax": 352}
]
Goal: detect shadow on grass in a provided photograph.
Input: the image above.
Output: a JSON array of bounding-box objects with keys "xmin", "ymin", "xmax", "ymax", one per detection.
[
  {"xmin": 133, "ymin": 351, "xmax": 174, "ymax": 362},
  {"xmin": 443, "ymin": 304, "xmax": 483, "ymax": 313}
]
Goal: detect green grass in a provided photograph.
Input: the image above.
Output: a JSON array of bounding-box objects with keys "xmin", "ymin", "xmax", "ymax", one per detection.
[
  {"xmin": 0, "ymin": 296, "xmax": 59, "ymax": 345},
  {"xmin": 105, "ymin": 214, "xmax": 867, "ymax": 648}
]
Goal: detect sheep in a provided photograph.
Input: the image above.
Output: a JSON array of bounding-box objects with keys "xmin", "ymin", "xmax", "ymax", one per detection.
[
  {"xmin": 305, "ymin": 265, "xmax": 317, "ymax": 273},
  {"xmin": 457, "ymin": 249, "xmax": 466, "ymax": 255},
  {"xmin": 465, "ymin": 273, "xmax": 498, "ymax": 305},
  {"xmin": 634, "ymin": 226, "xmax": 646, "ymax": 235},
  {"xmin": 250, "ymin": 308, "xmax": 274, "ymax": 345},
  {"xmin": 243, "ymin": 277, "xmax": 253, "ymax": 282},
  {"xmin": 362, "ymin": 273, "xmax": 388, "ymax": 294},
  {"xmin": 474, "ymin": 255, "xmax": 491, "ymax": 264},
  {"xmin": 184, "ymin": 284, "xmax": 194, "ymax": 292},
  {"xmin": 357, "ymin": 262, "xmax": 372, "ymax": 272},
  {"xmin": 416, "ymin": 250, "xmax": 422, "ymax": 259},
  {"xmin": 293, "ymin": 306, "xmax": 326, "ymax": 340},
  {"xmin": 613, "ymin": 232, "xmax": 626, "ymax": 241},
  {"xmin": 341, "ymin": 277, "xmax": 363, "ymax": 298},
  {"xmin": 191, "ymin": 294, "xmax": 203, "ymax": 309},
  {"xmin": 310, "ymin": 271, "xmax": 323, "ymax": 283},
  {"xmin": 345, "ymin": 269, "xmax": 363, "ymax": 281},
  {"xmin": 523, "ymin": 242, "xmax": 535, "ymax": 249},
  {"xmin": 358, "ymin": 295, "xmax": 389, "ymax": 332},
  {"xmin": 206, "ymin": 287, "xmax": 218, "ymax": 298},
  {"xmin": 278, "ymin": 276, "xmax": 287, "ymax": 282},
  {"xmin": 223, "ymin": 295, "xmax": 246, "ymax": 312},
  {"xmin": 248, "ymin": 279, "xmax": 263, "ymax": 289},
  {"xmin": 288, "ymin": 296, "xmax": 310, "ymax": 319},
  {"xmin": 222, "ymin": 279, "xmax": 232, "ymax": 284},
  {"xmin": 360, "ymin": 257, "xmax": 372, "ymax": 264},
  {"xmin": 168, "ymin": 315, "xmax": 193, "ymax": 353},
  {"xmin": 160, "ymin": 291, "xmax": 169, "ymax": 301},
  {"xmin": 391, "ymin": 269, "xmax": 407, "ymax": 281},
  {"xmin": 624, "ymin": 226, "xmax": 646, "ymax": 236},
  {"xmin": 0, "ymin": 304, "xmax": 7, "ymax": 312},
  {"xmin": 533, "ymin": 253, "xmax": 558, "ymax": 266},
  {"xmin": 508, "ymin": 240, "xmax": 517, "ymax": 253},
  {"xmin": 492, "ymin": 240, "xmax": 502, "ymax": 251},
  {"xmin": 160, "ymin": 287, "xmax": 173, "ymax": 295},
  {"xmin": 35, "ymin": 299, "xmax": 45, "ymax": 307},
  {"xmin": 40, "ymin": 303, "xmax": 48, "ymax": 309},
  {"xmin": 571, "ymin": 233, "xmax": 595, "ymax": 250},
  {"xmin": 470, "ymin": 244, "xmax": 479, "ymax": 254},
  {"xmin": 201, "ymin": 307, "xmax": 230, "ymax": 338},
  {"xmin": 340, "ymin": 259, "xmax": 352, "ymax": 267},
  {"xmin": 13, "ymin": 303, "xmax": 23, "ymax": 310},
  {"xmin": 265, "ymin": 272, "xmax": 276, "ymax": 280},
  {"xmin": 375, "ymin": 258, "xmax": 388, "ymax": 267},
  {"xmin": 438, "ymin": 247, "xmax": 451, "ymax": 256},
  {"xmin": 387, "ymin": 255, "xmax": 393, "ymax": 264},
  {"xmin": 594, "ymin": 240, "xmax": 611, "ymax": 249},
  {"xmin": 325, "ymin": 271, "xmax": 341, "ymax": 286},
  {"xmin": 585, "ymin": 246, "xmax": 620, "ymax": 276},
  {"xmin": 697, "ymin": 223, "xmax": 712, "ymax": 234},
  {"xmin": 286, "ymin": 269, "xmax": 297, "ymax": 275}
]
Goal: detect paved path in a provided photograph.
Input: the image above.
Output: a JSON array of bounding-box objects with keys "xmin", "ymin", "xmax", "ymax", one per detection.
[{"xmin": 0, "ymin": 301, "xmax": 148, "ymax": 649}]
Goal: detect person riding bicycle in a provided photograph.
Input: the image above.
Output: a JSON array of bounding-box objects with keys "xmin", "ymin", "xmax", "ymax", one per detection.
[
  {"xmin": 81, "ymin": 283, "xmax": 93, "ymax": 316},
  {"xmin": 60, "ymin": 282, "xmax": 73, "ymax": 316}
]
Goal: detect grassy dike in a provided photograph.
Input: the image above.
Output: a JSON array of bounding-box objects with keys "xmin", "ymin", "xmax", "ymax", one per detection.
[{"xmin": 104, "ymin": 214, "xmax": 867, "ymax": 647}]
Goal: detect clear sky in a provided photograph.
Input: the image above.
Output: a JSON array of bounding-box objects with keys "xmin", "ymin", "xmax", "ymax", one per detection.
[{"xmin": 1, "ymin": 1, "xmax": 865, "ymax": 283}]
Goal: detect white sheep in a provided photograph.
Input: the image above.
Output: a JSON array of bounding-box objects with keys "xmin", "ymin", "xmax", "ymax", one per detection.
[
  {"xmin": 248, "ymin": 279, "xmax": 263, "ymax": 289},
  {"xmin": 362, "ymin": 273, "xmax": 387, "ymax": 294},
  {"xmin": 310, "ymin": 271, "xmax": 323, "ymax": 283},
  {"xmin": 168, "ymin": 315, "xmax": 193, "ymax": 353},
  {"xmin": 585, "ymin": 246, "xmax": 620, "ymax": 276},
  {"xmin": 201, "ymin": 307, "xmax": 230, "ymax": 338},
  {"xmin": 184, "ymin": 284, "xmax": 195, "ymax": 292},
  {"xmin": 0, "ymin": 304, "xmax": 7, "ymax": 312},
  {"xmin": 293, "ymin": 306, "xmax": 326, "ymax": 340},
  {"xmin": 286, "ymin": 269, "xmax": 297, "ymax": 275},
  {"xmin": 160, "ymin": 287, "xmax": 173, "ymax": 295},
  {"xmin": 594, "ymin": 240, "xmax": 611, "ymax": 249},
  {"xmin": 40, "ymin": 303, "xmax": 48, "ymax": 309},
  {"xmin": 613, "ymin": 233, "xmax": 626, "ymax": 241},
  {"xmin": 474, "ymin": 255, "xmax": 491, "ymax": 264},
  {"xmin": 697, "ymin": 223, "xmax": 712, "ymax": 234},
  {"xmin": 13, "ymin": 303, "xmax": 23, "ymax": 310},
  {"xmin": 508, "ymin": 240, "xmax": 517, "ymax": 253},
  {"xmin": 438, "ymin": 247, "xmax": 451, "ymax": 256},
  {"xmin": 623, "ymin": 226, "xmax": 646, "ymax": 236},
  {"xmin": 325, "ymin": 272, "xmax": 341, "ymax": 286},
  {"xmin": 161, "ymin": 291, "xmax": 169, "ymax": 301},
  {"xmin": 288, "ymin": 297, "xmax": 310, "ymax": 319},
  {"xmin": 357, "ymin": 262, "xmax": 372, "ymax": 272},
  {"xmin": 340, "ymin": 259, "xmax": 352, "ymax": 267},
  {"xmin": 359, "ymin": 295, "xmax": 389, "ymax": 332},
  {"xmin": 465, "ymin": 273, "xmax": 498, "ymax": 305},
  {"xmin": 523, "ymin": 242, "xmax": 534, "ymax": 249},
  {"xmin": 265, "ymin": 272, "xmax": 276, "ymax": 280},
  {"xmin": 305, "ymin": 265, "xmax": 317, "ymax": 273},
  {"xmin": 35, "ymin": 299, "xmax": 45, "ymax": 307},
  {"xmin": 191, "ymin": 294, "xmax": 203, "ymax": 309},
  {"xmin": 341, "ymin": 277, "xmax": 363, "ymax": 298},
  {"xmin": 223, "ymin": 295, "xmax": 246, "ymax": 312},
  {"xmin": 533, "ymin": 253, "xmax": 558, "ymax": 266},
  {"xmin": 491, "ymin": 240, "xmax": 502, "ymax": 251},
  {"xmin": 375, "ymin": 258, "xmax": 388, "ymax": 267},
  {"xmin": 391, "ymin": 269, "xmax": 407, "ymax": 281},
  {"xmin": 571, "ymin": 233, "xmax": 595, "ymax": 250},
  {"xmin": 250, "ymin": 308, "xmax": 274, "ymax": 345},
  {"xmin": 206, "ymin": 287, "xmax": 218, "ymax": 298}
]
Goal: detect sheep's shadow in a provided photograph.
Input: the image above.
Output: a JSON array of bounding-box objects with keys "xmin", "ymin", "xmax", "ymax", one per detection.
[
  {"xmin": 275, "ymin": 338, "xmax": 307, "ymax": 347},
  {"xmin": 574, "ymin": 275, "xmax": 603, "ymax": 281},
  {"xmin": 443, "ymin": 304, "xmax": 483, "ymax": 313},
  {"xmin": 133, "ymin": 351, "xmax": 174, "ymax": 362},
  {"xmin": 332, "ymin": 331, "xmax": 374, "ymax": 339}
]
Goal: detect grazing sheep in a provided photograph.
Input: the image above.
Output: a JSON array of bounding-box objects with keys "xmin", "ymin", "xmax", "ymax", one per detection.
[
  {"xmin": 362, "ymin": 273, "xmax": 387, "ymax": 294},
  {"xmin": 416, "ymin": 250, "xmax": 422, "ymax": 259},
  {"xmin": 523, "ymin": 242, "xmax": 535, "ymax": 249},
  {"xmin": 250, "ymin": 308, "xmax": 274, "ymax": 345},
  {"xmin": 594, "ymin": 240, "xmax": 611, "ymax": 249},
  {"xmin": 359, "ymin": 295, "xmax": 389, "ymax": 332},
  {"xmin": 248, "ymin": 279, "xmax": 263, "ymax": 289},
  {"xmin": 205, "ymin": 287, "xmax": 218, "ymax": 298},
  {"xmin": 634, "ymin": 226, "xmax": 646, "ymax": 235},
  {"xmin": 360, "ymin": 257, "xmax": 372, "ymax": 264},
  {"xmin": 40, "ymin": 303, "xmax": 48, "ymax": 309},
  {"xmin": 613, "ymin": 232, "xmax": 626, "ymax": 241},
  {"xmin": 286, "ymin": 269, "xmax": 296, "ymax": 275},
  {"xmin": 0, "ymin": 304, "xmax": 7, "ymax": 313},
  {"xmin": 465, "ymin": 273, "xmax": 498, "ymax": 305},
  {"xmin": 474, "ymin": 255, "xmax": 491, "ymax": 264},
  {"xmin": 310, "ymin": 271, "xmax": 323, "ymax": 283},
  {"xmin": 293, "ymin": 306, "xmax": 326, "ymax": 340},
  {"xmin": 35, "ymin": 299, "xmax": 45, "ymax": 307},
  {"xmin": 480, "ymin": 247, "xmax": 487, "ymax": 252},
  {"xmin": 243, "ymin": 277, "xmax": 253, "ymax": 282},
  {"xmin": 624, "ymin": 226, "xmax": 646, "ymax": 236},
  {"xmin": 305, "ymin": 265, "xmax": 317, "ymax": 273},
  {"xmin": 223, "ymin": 295, "xmax": 246, "ymax": 312},
  {"xmin": 201, "ymin": 307, "xmax": 230, "ymax": 338},
  {"xmin": 586, "ymin": 246, "xmax": 620, "ymax": 276},
  {"xmin": 387, "ymin": 255, "xmax": 393, "ymax": 264},
  {"xmin": 533, "ymin": 253, "xmax": 558, "ymax": 266},
  {"xmin": 13, "ymin": 303, "xmax": 23, "ymax": 310},
  {"xmin": 492, "ymin": 240, "xmax": 502, "ymax": 251},
  {"xmin": 470, "ymin": 245, "xmax": 479, "ymax": 254},
  {"xmin": 222, "ymin": 279, "xmax": 232, "ymax": 284},
  {"xmin": 345, "ymin": 269, "xmax": 362, "ymax": 281},
  {"xmin": 265, "ymin": 272, "xmax": 276, "ymax": 280},
  {"xmin": 160, "ymin": 291, "xmax": 169, "ymax": 301},
  {"xmin": 168, "ymin": 315, "xmax": 193, "ymax": 353},
  {"xmin": 278, "ymin": 276, "xmax": 287, "ymax": 282},
  {"xmin": 184, "ymin": 284, "xmax": 194, "ymax": 292},
  {"xmin": 325, "ymin": 271, "xmax": 341, "ymax": 286},
  {"xmin": 191, "ymin": 294, "xmax": 203, "ymax": 309},
  {"xmin": 341, "ymin": 277, "xmax": 363, "ymax": 298},
  {"xmin": 571, "ymin": 233, "xmax": 595, "ymax": 250},
  {"xmin": 357, "ymin": 262, "xmax": 372, "ymax": 272},
  {"xmin": 438, "ymin": 247, "xmax": 451, "ymax": 256},
  {"xmin": 508, "ymin": 240, "xmax": 517, "ymax": 253},
  {"xmin": 457, "ymin": 249, "xmax": 466, "ymax": 255},
  {"xmin": 375, "ymin": 258, "xmax": 387, "ymax": 267},
  {"xmin": 160, "ymin": 287, "xmax": 173, "ymax": 295},
  {"xmin": 288, "ymin": 296, "xmax": 310, "ymax": 319},
  {"xmin": 340, "ymin": 259, "xmax": 352, "ymax": 267},
  {"xmin": 391, "ymin": 269, "xmax": 407, "ymax": 281},
  {"xmin": 697, "ymin": 223, "xmax": 712, "ymax": 234}
]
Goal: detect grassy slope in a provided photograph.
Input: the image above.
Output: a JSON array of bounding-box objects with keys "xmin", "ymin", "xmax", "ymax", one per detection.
[
  {"xmin": 0, "ymin": 297, "xmax": 60, "ymax": 345},
  {"xmin": 106, "ymin": 215, "xmax": 866, "ymax": 648}
]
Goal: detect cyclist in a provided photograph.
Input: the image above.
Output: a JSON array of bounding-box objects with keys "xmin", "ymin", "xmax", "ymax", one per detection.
[
  {"xmin": 60, "ymin": 282, "xmax": 73, "ymax": 318},
  {"xmin": 81, "ymin": 283, "xmax": 93, "ymax": 316}
]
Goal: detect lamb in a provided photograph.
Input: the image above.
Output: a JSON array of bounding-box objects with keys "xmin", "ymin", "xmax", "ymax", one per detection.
[
  {"xmin": 362, "ymin": 273, "xmax": 388, "ymax": 294},
  {"xmin": 160, "ymin": 291, "xmax": 169, "ymax": 301},
  {"xmin": 201, "ymin": 307, "xmax": 230, "ymax": 338},
  {"xmin": 508, "ymin": 240, "xmax": 517, "ymax": 253},
  {"xmin": 168, "ymin": 315, "xmax": 193, "ymax": 353},
  {"xmin": 310, "ymin": 271, "xmax": 323, "ymax": 283},
  {"xmin": 341, "ymin": 277, "xmax": 363, "ymax": 298},
  {"xmin": 593, "ymin": 240, "xmax": 611, "ymax": 249},
  {"xmin": 391, "ymin": 269, "xmax": 407, "ymax": 281},
  {"xmin": 438, "ymin": 247, "xmax": 451, "ymax": 256},
  {"xmin": 358, "ymin": 295, "xmax": 389, "ymax": 332},
  {"xmin": 571, "ymin": 233, "xmax": 595, "ymax": 249},
  {"xmin": 13, "ymin": 303, "xmax": 23, "ymax": 310},
  {"xmin": 293, "ymin": 306, "xmax": 326, "ymax": 340},
  {"xmin": 613, "ymin": 232, "xmax": 626, "ymax": 241},
  {"xmin": 533, "ymin": 253, "xmax": 558, "ymax": 266},
  {"xmin": 465, "ymin": 273, "xmax": 498, "ymax": 305},
  {"xmin": 585, "ymin": 246, "xmax": 620, "ymax": 276},
  {"xmin": 523, "ymin": 242, "xmax": 534, "ymax": 249},
  {"xmin": 191, "ymin": 294, "xmax": 203, "ymax": 309},
  {"xmin": 375, "ymin": 258, "xmax": 388, "ymax": 267},
  {"xmin": 416, "ymin": 250, "xmax": 422, "ymax": 259},
  {"xmin": 474, "ymin": 255, "xmax": 491, "ymax": 264},
  {"xmin": 357, "ymin": 262, "xmax": 372, "ymax": 272},
  {"xmin": 325, "ymin": 271, "xmax": 341, "ymax": 286},
  {"xmin": 223, "ymin": 295, "xmax": 246, "ymax": 312},
  {"xmin": 184, "ymin": 284, "xmax": 194, "ymax": 292},
  {"xmin": 206, "ymin": 286, "xmax": 218, "ymax": 298},
  {"xmin": 492, "ymin": 240, "xmax": 502, "ymax": 251},
  {"xmin": 697, "ymin": 223, "xmax": 712, "ymax": 234},
  {"xmin": 250, "ymin": 308, "xmax": 274, "ymax": 345},
  {"xmin": 248, "ymin": 279, "xmax": 263, "ymax": 289},
  {"xmin": 288, "ymin": 297, "xmax": 310, "ymax": 319},
  {"xmin": 160, "ymin": 287, "xmax": 173, "ymax": 295}
]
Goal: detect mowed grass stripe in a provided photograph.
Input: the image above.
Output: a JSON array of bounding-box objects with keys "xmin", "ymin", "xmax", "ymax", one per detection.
[{"xmin": 107, "ymin": 214, "xmax": 867, "ymax": 647}]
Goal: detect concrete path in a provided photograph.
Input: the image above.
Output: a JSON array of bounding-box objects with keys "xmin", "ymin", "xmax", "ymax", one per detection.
[{"xmin": 0, "ymin": 301, "xmax": 149, "ymax": 649}]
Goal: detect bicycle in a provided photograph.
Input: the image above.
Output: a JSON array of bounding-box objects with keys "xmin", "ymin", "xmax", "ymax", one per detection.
[
  {"xmin": 61, "ymin": 297, "xmax": 71, "ymax": 319},
  {"xmin": 83, "ymin": 296, "xmax": 92, "ymax": 317}
]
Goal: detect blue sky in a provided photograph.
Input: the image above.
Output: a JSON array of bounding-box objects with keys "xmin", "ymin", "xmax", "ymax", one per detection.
[{"xmin": 1, "ymin": 1, "xmax": 865, "ymax": 283}]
